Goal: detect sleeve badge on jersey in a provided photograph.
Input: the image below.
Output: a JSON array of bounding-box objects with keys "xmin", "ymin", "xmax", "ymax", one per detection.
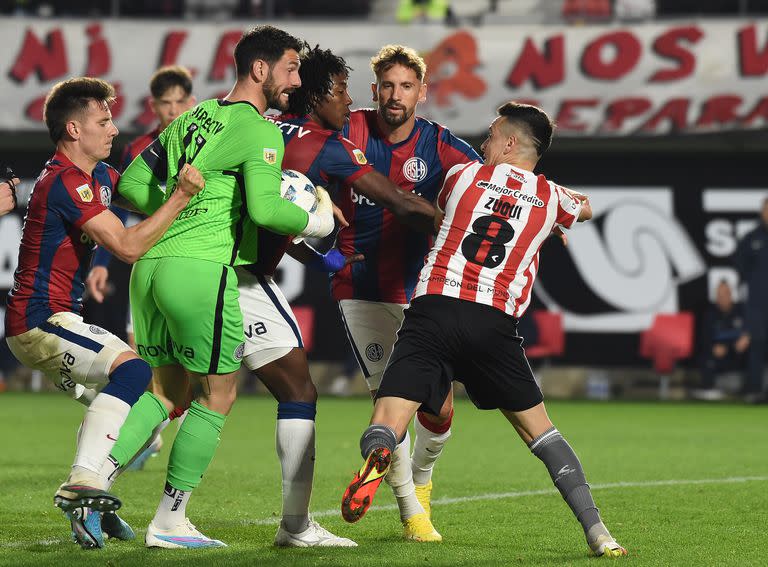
[
  {"xmin": 74, "ymin": 183, "xmax": 94, "ymax": 202},
  {"xmin": 352, "ymin": 149, "xmax": 368, "ymax": 165},
  {"xmin": 100, "ymin": 186, "xmax": 111, "ymax": 207},
  {"xmin": 263, "ymin": 148, "xmax": 277, "ymax": 165}
]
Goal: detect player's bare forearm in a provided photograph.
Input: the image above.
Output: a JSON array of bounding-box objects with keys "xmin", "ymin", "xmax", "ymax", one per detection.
[
  {"xmin": 84, "ymin": 165, "xmax": 203, "ymax": 263},
  {"xmin": 120, "ymin": 188, "xmax": 194, "ymax": 261},
  {"xmin": 354, "ymin": 171, "xmax": 435, "ymax": 233},
  {"xmin": 286, "ymin": 241, "xmax": 317, "ymax": 264}
]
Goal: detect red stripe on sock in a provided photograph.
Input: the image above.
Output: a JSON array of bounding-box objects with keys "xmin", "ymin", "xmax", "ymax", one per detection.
[{"xmin": 417, "ymin": 408, "xmax": 453, "ymax": 434}]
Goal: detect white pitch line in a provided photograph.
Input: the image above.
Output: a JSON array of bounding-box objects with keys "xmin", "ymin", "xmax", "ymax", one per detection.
[
  {"xmin": 239, "ymin": 475, "xmax": 768, "ymax": 526},
  {"xmin": 2, "ymin": 475, "xmax": 766, "ymax": 547}
]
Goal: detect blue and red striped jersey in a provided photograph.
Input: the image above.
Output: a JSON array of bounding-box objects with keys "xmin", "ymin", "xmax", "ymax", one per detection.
[
  {"xmin": 332, "ymin": 109, "xmax": 481, "ymax": 303},
  {"xmin": 247, "ymin": 113, "xmax": 374, "ymax": 275},
  {"xmin": 5, "ymin": 151, "xmax": 118, "ymax": 336}
]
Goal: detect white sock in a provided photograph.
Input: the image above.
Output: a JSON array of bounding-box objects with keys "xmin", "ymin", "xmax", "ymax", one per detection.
[
  {"xmin": 176, "ymin": 410, "xmax": 187, "ymax": 430},
  {"xmin": 100, "ymin": 418, "xmax": 171, "ymax": 490},
  {"xmin": 71, "ymin": 393, "xmax": 130, "ymax": 479},
  {"xmin": 153, "ymin": 482, "xmax": 192, "ymax": 530},
  {"xmin": 412, "ymin": 416, "xmax": 451, "ymax": 486},
  {"xmin": 384, "ymin": 431, "xmax": 424, "ymax": 521},
  {"xmin": 276, "ymin": 418, "xmax": 315, "ymax": 534}
]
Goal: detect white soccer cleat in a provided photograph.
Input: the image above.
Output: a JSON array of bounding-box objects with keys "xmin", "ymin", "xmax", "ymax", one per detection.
[
  {"xmin": 591, "ymin": 534, "xmax": 628, "ymax": 557},
  {"xmin": 145, "ymin": 518, "xmax": 227, "ymax": 549},
  {"xmin": 274, "ymin": 519, "xmax": 357, "ymax": 547}
]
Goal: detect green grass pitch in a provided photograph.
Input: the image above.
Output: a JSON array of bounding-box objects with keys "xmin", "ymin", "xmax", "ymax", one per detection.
[{"xmin": 0, "ymin": 393, "xmax": 766, "ymax": 566}]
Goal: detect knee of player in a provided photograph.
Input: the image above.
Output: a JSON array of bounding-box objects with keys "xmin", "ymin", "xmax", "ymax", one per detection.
[
  {"xmin": 290, "ymin": 379, "xmax": 317, "ymax": 403},
  {"xmin": 102, "ymin": 356, "xmax": 153, "ymax": 406},
  {"xmin": 200, "ymin": 379, "xmax": 238, "ymax": 414}
]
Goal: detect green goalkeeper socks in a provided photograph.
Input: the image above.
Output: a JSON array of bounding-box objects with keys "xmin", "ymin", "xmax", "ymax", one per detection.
[
  {"xmin": 111, "ymin": 392, "xmax": 169, "ymax": 466},
  {"xmin": 166, "ymin": 401, "xmax": 226, "ymax": 492}
]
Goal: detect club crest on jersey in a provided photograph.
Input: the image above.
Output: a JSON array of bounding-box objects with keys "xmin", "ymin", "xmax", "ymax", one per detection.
[
  {"xmin": 353, "ymin": 149, "xmax": 368, "ymax": 165},
  {"xmin": 365, "ymin": 343, "xmax": 385, "ymax": 362},
  {"xmin": 75, "ymin": 184, "xmax": 93, "ymax": 202},
  {"xmin": 403, "ymin": 157, "xmax": 428, "ymax": 183},
  {"xmin": 100, "ymin": 186, "xmax": 111, "ymax": 207},
  {"xmin": 263, "ymin": 148, "xmax": 277, "ymax": 165}
]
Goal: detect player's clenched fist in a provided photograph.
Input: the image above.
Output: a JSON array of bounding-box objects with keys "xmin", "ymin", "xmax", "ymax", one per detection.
[
  {"xmin": 0, "ymin": 177, "xmax": 20, "ymax": 216},
  {"xmin": 176, "ymin": 164, "xmax": 205, "ymax": 197}
]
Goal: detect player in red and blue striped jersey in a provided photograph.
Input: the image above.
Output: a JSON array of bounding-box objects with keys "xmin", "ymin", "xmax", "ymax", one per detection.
[
  {"xmin": 333, "ymin": 45, "xmax": 482, "ymax": 542},
  {"xmin": 3, "ymin": 77, "xmax": 203, "ymax": 549},
  {"xmin": 5, "ymin": 152, "xmax": 120, "ymax": 337}
]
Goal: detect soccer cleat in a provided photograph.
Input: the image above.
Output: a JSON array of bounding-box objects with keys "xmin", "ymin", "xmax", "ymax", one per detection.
[
  {"xmin": 66, "ymin": 507, "xmax": 104, "ymax": 549},
  {"xmin": 591, "ymin": 534, "xmax": 628, "ymax": 557},
  {"xmin": 54, "ymin": 484, "xmax": 121, "ymax": 512},
  {"xmin": 274, "ymin": 519, "xmax": 357, "ymax": 547},
  {"xmin": 341, "ymin": 447, "xmax": 391, "ymax": 523},
  {"xmin": 414, "ymin": 480, "xmax": 433, "ymax": 518},
  {"xmin": 145, "ymin": 518, "xmax": 227, "ymax": 549},
  {"xmin": 126, "ymin": 436, "xmax": 163, "ymax": 471},
  {"xmin": 101, "ymin": 511, "xmax": 136, "ymax": 541},
  {"xmin": 402, "ymin": 512, "xmax": 442, "ymax": 542}
]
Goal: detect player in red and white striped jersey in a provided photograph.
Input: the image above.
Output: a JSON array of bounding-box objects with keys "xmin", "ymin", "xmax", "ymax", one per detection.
[
  {"xmin": 415, "ymin": 142, "xmax": 581, "ymax": 318},
  {"xmin": 342, "ymin": 102, "xmax": 627, "ymax": 558}
]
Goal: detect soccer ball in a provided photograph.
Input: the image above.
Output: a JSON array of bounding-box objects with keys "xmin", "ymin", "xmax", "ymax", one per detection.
[{"xmin": 280, "ymin": 169, "xmax": 318, "ymax": 214}]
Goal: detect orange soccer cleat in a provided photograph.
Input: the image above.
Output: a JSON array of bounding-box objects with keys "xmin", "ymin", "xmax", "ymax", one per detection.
[{"xmin": 341, "ymin": 447, "xmax": 391, "ymax": 523}]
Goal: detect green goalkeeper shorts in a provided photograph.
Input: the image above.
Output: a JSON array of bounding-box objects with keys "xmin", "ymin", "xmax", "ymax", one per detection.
[{"xmin": 130, "ymin": 257, "xmax": 245, "ymax": 375}]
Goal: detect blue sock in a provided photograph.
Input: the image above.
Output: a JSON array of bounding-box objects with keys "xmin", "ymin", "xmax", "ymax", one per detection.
[{"xmin": 101, "ymin": 358, "xmax": 152, "ymax": 406}]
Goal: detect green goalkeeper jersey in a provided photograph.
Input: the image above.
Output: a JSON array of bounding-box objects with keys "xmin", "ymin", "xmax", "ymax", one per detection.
[{"xmin": 118, "ymin": 98, "xmax": 309, "ymax": 265}]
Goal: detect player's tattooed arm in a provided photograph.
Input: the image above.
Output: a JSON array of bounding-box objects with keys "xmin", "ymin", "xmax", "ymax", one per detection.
[{"xmin": 353, "ymin": 170, "xmax": 436, "ymax": 233}]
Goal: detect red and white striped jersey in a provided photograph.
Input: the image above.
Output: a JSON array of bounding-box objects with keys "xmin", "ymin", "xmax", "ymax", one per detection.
[{"xmin": 413, "ymin": 161, "xmax": 582, "ymax": 318}]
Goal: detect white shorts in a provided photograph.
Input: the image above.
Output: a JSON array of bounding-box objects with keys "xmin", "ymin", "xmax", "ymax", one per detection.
[
  {"xmin": 338, "ymin": 299, "xmax": 407, "ymax": 390},
  {"xmin": 236, "ymin": 268, "xmax": 302, "ymax": 371},
  {"xmin": 6, "ymin": 311, "xmax": 131, "ymax": 400}
]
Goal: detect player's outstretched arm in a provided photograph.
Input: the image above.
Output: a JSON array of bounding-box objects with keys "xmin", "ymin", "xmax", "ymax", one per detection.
[
  {"xmin": 353, "ymin": 170, "xmax": 436, "ymax": 233},
  {"xmin": 81, "ymin": 164, "xmax": 204, "ymax": 264}
]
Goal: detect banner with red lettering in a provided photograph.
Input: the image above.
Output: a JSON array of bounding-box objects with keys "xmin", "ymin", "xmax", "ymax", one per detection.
[{"xmin": 1, "ymin": 18, "xmax": 767, "ymax": 137}]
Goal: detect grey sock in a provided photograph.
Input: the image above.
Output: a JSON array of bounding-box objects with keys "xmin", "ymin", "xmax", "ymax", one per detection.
[
  {"xmin": 528, "ymin": 427, "xmax": 602, "ymax": 536},
  {"xmin": 360, "ymin": 424, "xmax": 397, "ymax": 459}
]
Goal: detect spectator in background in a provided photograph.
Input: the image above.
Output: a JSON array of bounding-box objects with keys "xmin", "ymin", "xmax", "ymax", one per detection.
[
  {"xmin": 397, "ymin": 0, "xmax": 448, "ymax": 23},
  {"xmin": 691, "ymin": 280, "xmax": 749, "ymax": 401},
  {"xmin": 734, "ymin": 197, "xmax": 768, "ymax": 403}
]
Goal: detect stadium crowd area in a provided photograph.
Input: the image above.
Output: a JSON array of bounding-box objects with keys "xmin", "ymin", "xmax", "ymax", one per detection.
[{"xmin": 3, "ymin": 0, "xmax": 768, "ymax": 22}]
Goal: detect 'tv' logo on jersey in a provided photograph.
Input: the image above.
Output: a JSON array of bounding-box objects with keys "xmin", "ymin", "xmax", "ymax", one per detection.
[{"xmin": 267, "ymin": 117, "xmax": 313, "ymax": 139}]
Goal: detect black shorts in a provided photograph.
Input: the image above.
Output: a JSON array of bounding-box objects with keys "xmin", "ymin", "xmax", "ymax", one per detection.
[{"xmin": 376, "ymin": 295, "xmax": 543, "ymax": 414}]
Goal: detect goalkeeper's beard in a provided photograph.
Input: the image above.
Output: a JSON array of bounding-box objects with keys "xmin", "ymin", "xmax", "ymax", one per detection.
[{"xmin": 265, "ymin": 75, "xmax": 291, "ymax": 112}]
